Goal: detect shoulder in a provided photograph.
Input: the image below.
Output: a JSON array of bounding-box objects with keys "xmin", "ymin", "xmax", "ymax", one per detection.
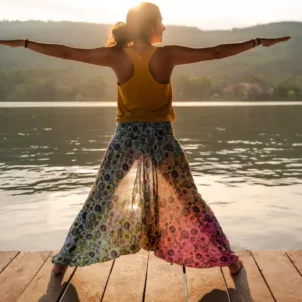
[
  {"xmin": 154, "ymin": 44, "xmax": 217, "ymax": 66},
  {"xmin": 154, "ymin": 45, "xmax": 172, "ymax": 56},
  {"xmin": 105, "ymin": 46, "xmax": 124, "ymax": 60},
  {"xmin": 100, "ymin": 46, "xmax": 128, "ymax": 67},
  {"xmin": 152, "ymin": 45, "xmax": 175, "ymax": 64},
  {"xmin": 153, "ymin": 45, "xmax": 193, "ymax": 68},
  {"xmin": 154, "ymin": 45, "xmax": 186, "ymax": 63},
  {"xmin": 64, "ymin": 45, "xmax": 125, "ymax": 67}
]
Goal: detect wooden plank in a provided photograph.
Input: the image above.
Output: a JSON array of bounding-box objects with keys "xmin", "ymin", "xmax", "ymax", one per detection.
[
  {"xmin": 0, "ymin": 251, "xmax": 19, "ymax": 273},
  {"xmin": 145, "ymin": 252, "xmax": 186, "ymax": 302},
  {"xmin": 287, "ymin": 251, "xmax": 302, "ymax": 276},
  {"xmin": 0, "ymin": 251, "xmax": 51, "ymax": 302},
  {"xmin": 0, "ymin": 249, "xmax": 301, "ymax": 301},
  {"xmin": 186, "ymin": 265, "xmax": 229, "ymax": 302},
  {"xmin": 222, "ymin": 250, "xmax": 274, "ymax": 302},
  {"xmin": 102, "ymin": 249, "xmax": 148, "ymax": 302},
  {"xmin": 17, "ymin": 250, "xmax": 76, "ymax": 302},
  {"xmin": 252, "ymin": 250, "xmax": 302, "ymax": 302},
  {"xmin": 61, "ymin": 255, "xmax": 114, "ymax": 302}
]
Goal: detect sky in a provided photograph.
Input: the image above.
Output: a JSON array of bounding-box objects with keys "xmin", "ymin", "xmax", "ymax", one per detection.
[{"xmin": 1, "ymin": 0, "xmax": 301, "ymax": 30}]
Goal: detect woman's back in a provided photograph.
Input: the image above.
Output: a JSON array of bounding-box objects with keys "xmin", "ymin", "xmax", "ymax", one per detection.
[
  {"xmin": 111, "ymin": 45, "xmax": 173, "ymax": 86},
  {"xmin": 115, "ymin": 45, "xmax": 176, "ymax": 122}
]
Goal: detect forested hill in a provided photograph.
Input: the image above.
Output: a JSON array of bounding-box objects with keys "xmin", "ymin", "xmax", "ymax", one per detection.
[{"xmin": 0, "ymin": 20, "xmax": 301, "ymax": 101}]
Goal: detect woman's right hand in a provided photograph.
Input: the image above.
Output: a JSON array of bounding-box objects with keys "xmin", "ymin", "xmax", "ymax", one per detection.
[
  {"xmin": 260, "ymin": 36, "xmax": 291, "ymax": 47},
  {"xmin": 0, "ymin": 40, "xmax": 25, "ymax": 47}
]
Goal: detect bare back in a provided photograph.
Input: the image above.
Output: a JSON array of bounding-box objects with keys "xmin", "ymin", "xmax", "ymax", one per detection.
[
  {"xmin": 65, "ymin": 44, "xmax": 217, "ymax": 76},
  {"xmin": 109, "ymin": 46, "xmax": 174, "ymax": 86}
]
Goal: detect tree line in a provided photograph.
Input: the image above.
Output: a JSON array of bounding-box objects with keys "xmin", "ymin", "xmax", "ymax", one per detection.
[
  {"xmin": 0, "ymin": 68, "xmax": 301, "ymax": 101},
  {"xmin": 0, "ymin": 20, "xmax": 301, "ymax": 101}
]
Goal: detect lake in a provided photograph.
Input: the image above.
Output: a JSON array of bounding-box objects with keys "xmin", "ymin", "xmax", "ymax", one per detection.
[{"xmin": 0, "ymin": 102, "xmax": 301, "ymax": 252}]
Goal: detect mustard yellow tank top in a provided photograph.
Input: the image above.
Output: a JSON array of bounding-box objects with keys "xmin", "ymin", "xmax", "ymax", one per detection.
[{"xmin": 116, "ymin": 45, "xmax": 176, "ymax": 123}]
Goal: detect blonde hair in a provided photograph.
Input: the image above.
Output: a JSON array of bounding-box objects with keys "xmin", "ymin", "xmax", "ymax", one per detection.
[{"xmin": 106, "ymin": 2, "xmax": 161, "ymax": 48}]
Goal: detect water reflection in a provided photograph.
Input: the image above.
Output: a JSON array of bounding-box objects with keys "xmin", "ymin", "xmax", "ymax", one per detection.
[
  {"xmin": 0, "ymin": 105, "xmax": 301, "ymax": 195},
  {"xmin": 1, "ymin": 103, "xmax": 302, "ymax": 251}
]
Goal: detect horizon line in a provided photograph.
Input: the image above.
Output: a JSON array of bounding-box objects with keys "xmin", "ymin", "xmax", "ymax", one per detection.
[{"xmin": 1, "ymin": 18, "xmax": 301, "ymax": 31}]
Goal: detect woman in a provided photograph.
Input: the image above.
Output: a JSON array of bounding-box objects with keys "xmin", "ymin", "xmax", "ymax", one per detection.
[{"xmin": 1, "ymin": 2, "xmax": 291, "ymax": 277}]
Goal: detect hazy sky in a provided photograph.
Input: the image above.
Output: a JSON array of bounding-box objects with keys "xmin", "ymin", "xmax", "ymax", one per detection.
[{"xmin": 1, "ymin": 0, "xmax": 301, "ymax": 30}]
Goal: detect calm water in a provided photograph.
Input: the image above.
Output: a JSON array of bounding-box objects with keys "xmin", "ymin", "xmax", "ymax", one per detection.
[{"xmin": 0, "ymin": 102, "xmax": 302, "ymax": 252}]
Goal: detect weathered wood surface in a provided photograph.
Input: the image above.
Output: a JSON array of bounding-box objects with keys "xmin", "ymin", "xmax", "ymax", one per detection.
[{"xmin": 0, "ymin": 249, "xmax": 301, "ymax": 302}]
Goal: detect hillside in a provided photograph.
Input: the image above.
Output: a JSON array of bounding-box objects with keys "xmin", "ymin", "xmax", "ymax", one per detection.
[{"xmin": 0, "ymin": 20, "xmax": 300, "ymax": 101}]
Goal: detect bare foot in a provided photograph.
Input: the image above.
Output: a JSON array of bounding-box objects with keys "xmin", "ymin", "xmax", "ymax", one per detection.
[
  {"xmin": 228, "ymin": 260, "xmax": 243, "ymax": 275},
  {"xmin": 52, "ymin": 264, "xmax": 68, "ymax": 276}
]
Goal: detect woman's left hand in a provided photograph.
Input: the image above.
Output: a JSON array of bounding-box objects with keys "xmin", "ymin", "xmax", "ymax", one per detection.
[{"xmin": 260, "ymin": 36, "xmax": 291, "ymax": 47}]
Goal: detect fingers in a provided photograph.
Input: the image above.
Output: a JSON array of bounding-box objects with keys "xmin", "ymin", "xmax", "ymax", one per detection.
[
  {"xmin": 271, "ymin": 36, "xmax": 291, "ymax": 45},
  {"xmin": 279, "ymin": 36, "xmax": 291, "ymax": 41}
]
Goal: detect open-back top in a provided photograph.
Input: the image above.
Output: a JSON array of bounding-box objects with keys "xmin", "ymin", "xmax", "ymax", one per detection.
[{"xmin": 116, "ymin": 45, "xmax": 176, "ymax": 123}]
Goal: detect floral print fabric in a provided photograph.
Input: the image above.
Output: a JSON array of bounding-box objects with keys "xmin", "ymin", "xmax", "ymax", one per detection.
[{"xmin": 52, "ymin": 121, "xmax": 239, "ymax": 268}]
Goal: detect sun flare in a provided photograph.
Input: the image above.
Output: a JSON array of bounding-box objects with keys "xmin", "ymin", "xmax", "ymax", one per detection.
[{"xmin": 1, "ymin": 0, "xmax": 299, "ymax": 30}]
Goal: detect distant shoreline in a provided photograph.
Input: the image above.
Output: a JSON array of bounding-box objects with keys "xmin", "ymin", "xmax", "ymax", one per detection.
[
  {"xmin": 0, "ymin": 99, "xmax": 300, "ymax": 102},
  {"xmin": 1, "ymin": 101, "xmax": 302, "ymax": 108}
]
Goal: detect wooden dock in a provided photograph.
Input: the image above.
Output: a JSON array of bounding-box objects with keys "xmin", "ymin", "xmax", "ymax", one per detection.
[{"xmin": 0, "ymin": 250, "xmax": 301, "ymax": 302}]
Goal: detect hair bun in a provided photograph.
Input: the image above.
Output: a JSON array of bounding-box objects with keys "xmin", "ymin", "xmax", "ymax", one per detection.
[
  {"xmin": 106, "ymin": 2, "xmax": 160, "ymax": 48},
  {"xmin": 112, "ymin": 22, "xmax": 130, "ymax": 45}
]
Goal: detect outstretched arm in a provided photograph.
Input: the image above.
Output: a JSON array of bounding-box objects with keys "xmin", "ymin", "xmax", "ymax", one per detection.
[
  {"xmin": 165, "ymin": 36, "xmax": 291, "ymax": 67},
  {"xmin": 0, "ymin": 39, "xmax": 113, "ymax": 67}
]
